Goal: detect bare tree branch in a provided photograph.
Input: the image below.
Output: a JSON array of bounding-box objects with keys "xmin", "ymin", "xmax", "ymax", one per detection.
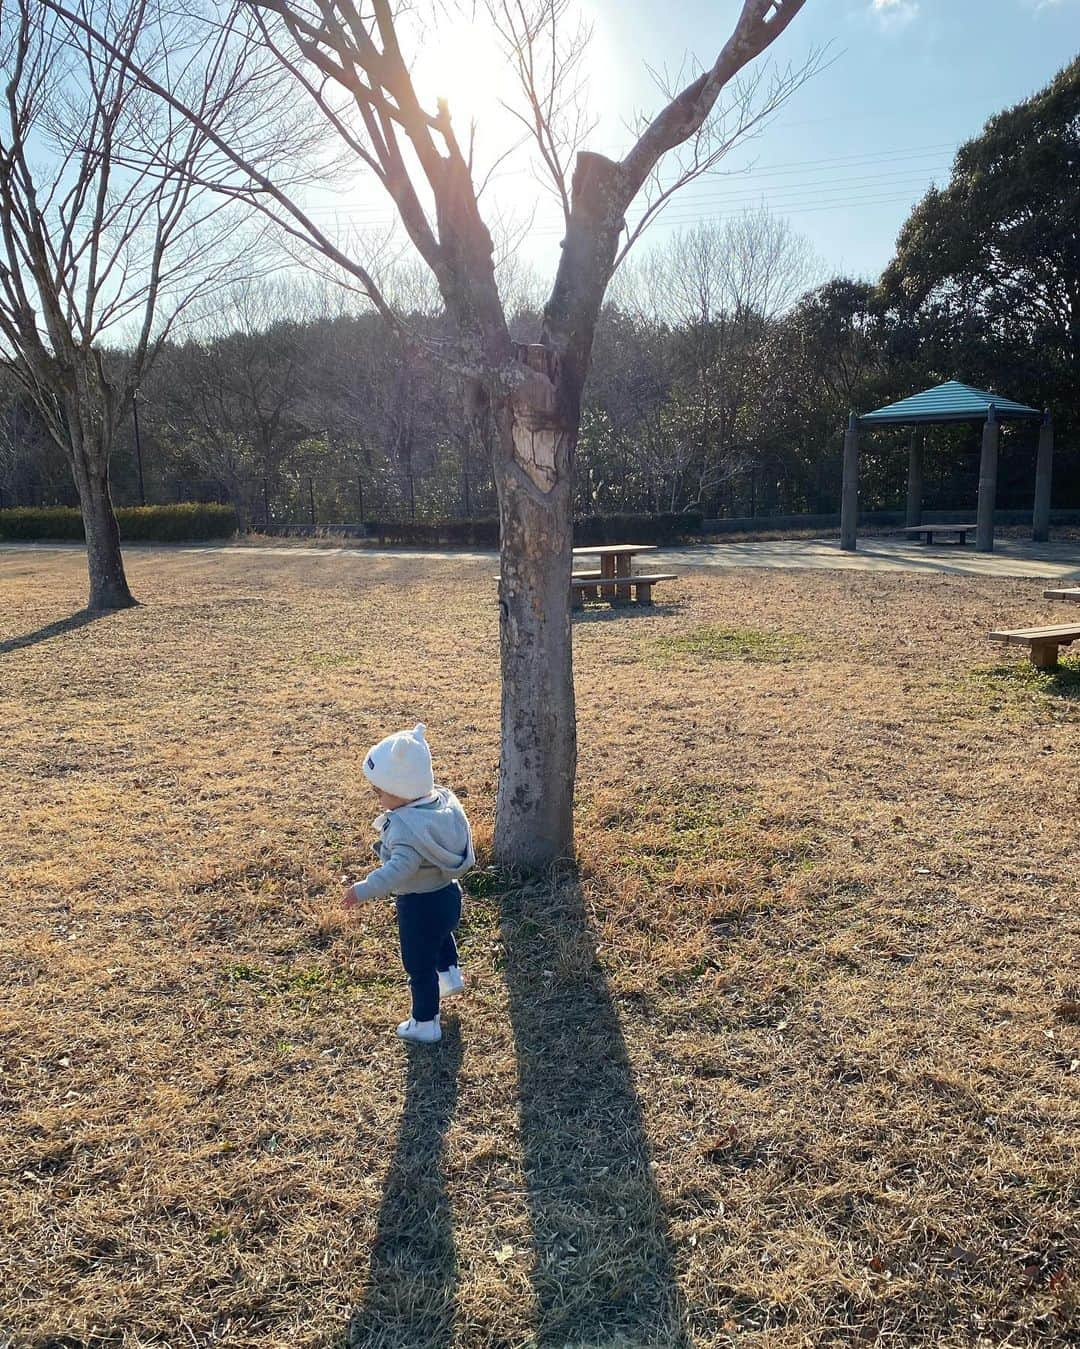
[
  {"xmin": 613, "ymin": 49, "xmax": 826, "ymax": 269},
  {"xmin": 0, "ymin": 0, "xmax": 283, "ymax": 606},
  {"xmin": 620, "ymin": 0, "xmax": 808, "ymax": 199},
  {"xmin": 41, "ymin": 0, "xmax": 402, "ymax": 327}
]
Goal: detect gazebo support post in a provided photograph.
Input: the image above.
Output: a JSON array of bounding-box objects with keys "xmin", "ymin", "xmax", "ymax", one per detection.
[
  {"xmin": 1032, "ymin": 411, "xmax": 1054, "ymax": 543},
  {"xmin": 975, "ymin": 406, "xmax": 998, "ymax": 553},
  {"xmin": 905, "ymin": 430, "xmax": 923, "ymax": 528},
  {"xmin": 840, "ymin": 412, "xmax": 859, "ymax": 551}
]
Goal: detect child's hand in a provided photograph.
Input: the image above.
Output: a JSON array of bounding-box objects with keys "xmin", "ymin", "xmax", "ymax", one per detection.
[{"xmin": 342, "ymin": 883, "xmax": 360, "ymax": 911}]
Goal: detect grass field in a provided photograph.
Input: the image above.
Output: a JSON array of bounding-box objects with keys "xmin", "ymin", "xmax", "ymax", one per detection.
[{"xmin": 1, "ymin": 547, "xmax": 1077, "ymax": 1349}]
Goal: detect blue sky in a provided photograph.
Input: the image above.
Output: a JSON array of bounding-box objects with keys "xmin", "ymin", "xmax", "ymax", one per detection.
[
  {"xmin": 314, "ymin": 0, "xmax": 1078, "ymax": 296},
  {"xmin": 581, "ymin": 0, "xmax": 1080, "ymax": 281}
]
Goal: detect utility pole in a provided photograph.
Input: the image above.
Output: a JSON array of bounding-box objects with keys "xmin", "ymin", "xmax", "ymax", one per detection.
[{"xmin": 132, "ymin": 391, "xmax": 146, "ymax": 506}]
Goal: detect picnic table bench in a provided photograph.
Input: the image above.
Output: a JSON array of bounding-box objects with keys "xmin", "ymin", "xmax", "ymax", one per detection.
[
  {"xmin": 571, "ymin": 544, "xmax": 677, "ymax": 608},
  {"xmin": 497, "ymin": 543, "xmax": 679, "ymax": 612},
  {"xmin": 902, "ymin": 523, "xmax": 976, "ymax": 546},
  {"xmin": 1043, "ymin": 587, "xmax": 1080, "ymax": 603},
  {"xmin": 989, "ymin": 622, "xmax": 1080, "ymax": 670},
  {"xmin": 571, "ymin": 572, "xmax": 680, "ymax": 607}
]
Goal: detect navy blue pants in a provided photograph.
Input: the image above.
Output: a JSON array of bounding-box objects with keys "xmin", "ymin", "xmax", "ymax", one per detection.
[{"xmin": 396, "ymin": 882, "xmax": 462, "ymax": 1021}]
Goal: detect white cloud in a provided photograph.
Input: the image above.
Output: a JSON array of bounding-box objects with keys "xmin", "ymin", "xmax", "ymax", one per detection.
[{"xmin": 871, "ymin": 0, "xmax": 920, "ymax": 27}]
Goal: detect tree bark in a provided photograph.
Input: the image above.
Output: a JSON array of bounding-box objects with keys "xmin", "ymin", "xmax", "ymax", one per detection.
[
  {"xmin": 486, "ymin": 155, "xmax": 625, "ymax": 866},
  {"xmin": 494, "ymin": 346, "xmax": 577, "ymax": 867},
  {"xmin": 70, "ymin": 434, "xmax": 136, "ymax": 611}
]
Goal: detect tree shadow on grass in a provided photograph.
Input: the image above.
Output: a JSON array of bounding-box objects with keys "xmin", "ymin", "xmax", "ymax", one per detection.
[
  {"xmin": 978, "ymin": 659, "xmax": 1080, "ymax": 702},
  {"xmin": 573, "ymin": 602, "xmax": 681, "ymax": 626},
  {"xmin": 346, "ymin": 1024, "xmax": 463, "ymax": 1349},
  {"xmin": 344, "ymin": 873, "xmax": 688, "ymax": 1348},
  {"xmin": 500, "ymin": 870, "xmax": 690, "ymax": 1347},
  {"xmin": 0, "ymin": 608, "xmax": 107, "ymax": 656},
  {"xmin": 1037, "ymin": 660, "xmax": 1080, "ymax": 699}
]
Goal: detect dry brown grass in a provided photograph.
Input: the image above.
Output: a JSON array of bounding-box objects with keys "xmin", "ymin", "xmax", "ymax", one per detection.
[{"xmin": 1, "ymin": 547, "xmax": 1077, "ymax": 1349}]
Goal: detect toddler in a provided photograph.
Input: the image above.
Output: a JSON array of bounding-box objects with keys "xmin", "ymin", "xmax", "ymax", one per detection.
[{"xmin": 342, "ymin": 722, "xmax": 474, "ymax": 1044}]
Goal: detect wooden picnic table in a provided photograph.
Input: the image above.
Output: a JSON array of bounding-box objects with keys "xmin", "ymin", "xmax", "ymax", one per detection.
[
  {"xmin": 987, "ymin": 586, "xmax": 1080, "ymax": 670},
  {"xmin": 572, "ymin": 543, "xmax": 658, "ymax": 580},
  {"xmin": 497, "ymin": 543, "xmax": 676, "ymax": 610},
  {"xmin": 990, "ymin": 622, "xmax": 1080, "ymax": 670},
  {"xmin": 571, "ymin": 544, "xmax": 669, "ymax": 607}
]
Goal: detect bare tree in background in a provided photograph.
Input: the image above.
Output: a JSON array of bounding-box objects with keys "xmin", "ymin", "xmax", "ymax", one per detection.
[
  {"xmin": 627, "ymin": 210, "xmax": 819, "ymax": 509},
  {"xmin": 0, "ymin": 0, "xmax": 279, "ymax": 609},
  {"xmin": 154, "ymin": 278, "xmax": 324, "ymax": 525},
  {"xmin": 51, "ymin": 0, "xmax": 814, "ymax": 861}
]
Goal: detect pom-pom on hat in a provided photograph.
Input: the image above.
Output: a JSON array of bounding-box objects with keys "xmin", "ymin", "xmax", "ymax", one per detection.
[{"xmin": 363, "ymin": 722, "xmax": 434, "ymax": 800}]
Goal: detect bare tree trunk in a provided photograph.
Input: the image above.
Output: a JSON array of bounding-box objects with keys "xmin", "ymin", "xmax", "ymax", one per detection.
[
  {"xmin": 69, "ymin": 430, "xmax": 136, "ymax": 610},
  {"xmin": 487, "ymin": 155, "xmax": 624, "ymax": 866},
  {"xmin": 494, "ymin": 352, "xmax": 577, "ymax": 866}
]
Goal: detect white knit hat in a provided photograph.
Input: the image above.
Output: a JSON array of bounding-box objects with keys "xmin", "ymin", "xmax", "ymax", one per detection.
[{"xmin": 363, "ymin": 722, "xmax": 434, "ymax": 800}]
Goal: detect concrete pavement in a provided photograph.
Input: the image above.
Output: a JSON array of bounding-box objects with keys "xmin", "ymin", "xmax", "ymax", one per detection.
[
  {"xmin": 655, "ymin": 537, "xmax": 1080, "ymax": 579},
  {"xmin": 2, "ymin": 536, "xmax": 1078, "ymax": 579}
]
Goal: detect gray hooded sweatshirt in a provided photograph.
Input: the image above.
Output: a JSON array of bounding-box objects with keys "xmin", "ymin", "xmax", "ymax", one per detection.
[{"xmin": 351, "ymin": 786, "xmax": 475, "ymax": 902}]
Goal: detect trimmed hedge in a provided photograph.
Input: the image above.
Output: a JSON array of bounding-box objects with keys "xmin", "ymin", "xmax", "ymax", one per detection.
[
  {"xmin": 358, "ymin": 513, "xmax": 704, "ymax": 548},
  {"xmin": 574, "ymin": 513, "xmax": 704, "ymax": 545},
  {"xmin": 0, "ymin": 503, "xmax": 239, "ymax": 542},
  {"xmin": 118, "ymin": 504, "xmax": 238, "ymax": 541},
  {"xmin": 364, "ymin": 518, "xmax": 499, "ymax": 547},
  {"xmin": 0, "ymin": 507, "xmax": 85, "ymax": 540}
]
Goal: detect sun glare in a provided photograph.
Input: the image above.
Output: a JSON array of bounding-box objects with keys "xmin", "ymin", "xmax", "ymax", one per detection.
[{"xmin": 411, "ymin": 15, "xmax": 515, "ymax": 132}]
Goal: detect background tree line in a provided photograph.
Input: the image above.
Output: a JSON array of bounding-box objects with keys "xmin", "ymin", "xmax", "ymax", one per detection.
[{"xmin": 3, "ymin": 57, "xmax": 1078, "ymax": 530}]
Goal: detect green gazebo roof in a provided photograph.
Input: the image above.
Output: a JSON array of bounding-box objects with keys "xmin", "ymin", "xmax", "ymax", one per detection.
[{"xmin": 859, "ymin": 380, "xmax": 1043, "ymax": 427}]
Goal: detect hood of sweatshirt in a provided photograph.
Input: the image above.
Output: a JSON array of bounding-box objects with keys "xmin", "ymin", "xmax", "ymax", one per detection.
[{"xmin": 380, "ymin": 786, "xmax": 475, "ymax": 877}]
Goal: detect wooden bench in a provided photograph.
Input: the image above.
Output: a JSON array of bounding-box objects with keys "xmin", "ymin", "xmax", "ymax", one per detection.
[
  {"xmin": 571, "ymin": 573, "xmax": 678, "ymax": 608},
  {"xmin": 989, "ymin": 623, "xmax": 1080, "ymax": 670},
  {"xmin": 570, "ymin": 569, "xmax": 603, "ymax": 601},
  {"xmin": 1043, "ymin": 587, "xmax": 1080, "ymax": 603},
  {"xmin": 902, "ymin": 524, "xmax": 976, "ymax": 546}
]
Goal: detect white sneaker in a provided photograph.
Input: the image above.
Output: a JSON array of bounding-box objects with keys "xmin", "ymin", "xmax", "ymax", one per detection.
[
  {"xmin": 438, "ymin": 966, "xmax": 465, "ymax": 999},
  {"xmin": 396, "ymin": 1016, "xmax": 442, "ymax": 1043}
]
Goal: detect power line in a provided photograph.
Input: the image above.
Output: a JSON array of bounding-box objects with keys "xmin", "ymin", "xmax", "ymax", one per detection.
[
  {"xmin": 301, "ymin": 159, "xmax": 952, "ymax": 224},
  {"xmin": 295, "ymin": 177, "xmax": 945, "ymax": 242},
  {"xmin": 649, "ymin": 190, "xmax": 935, "ymax": 223},
  {"xmin": 295, "ymin": 170, "xmax": 949, "ymax": 239},
  {"xmin": 638, "ymin": 165, "xmax": 949, "ymax": 207},
  {"xmin": 641, "ymin": 151, "xmax": 956, "ymax": 199},
  {"xmin": 609, "ymin": 177, "xmax": 947, "ymax": 232},
  {"xmin": 296, "ymin": 139, "xmax": 960, "ymax": 223}
]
